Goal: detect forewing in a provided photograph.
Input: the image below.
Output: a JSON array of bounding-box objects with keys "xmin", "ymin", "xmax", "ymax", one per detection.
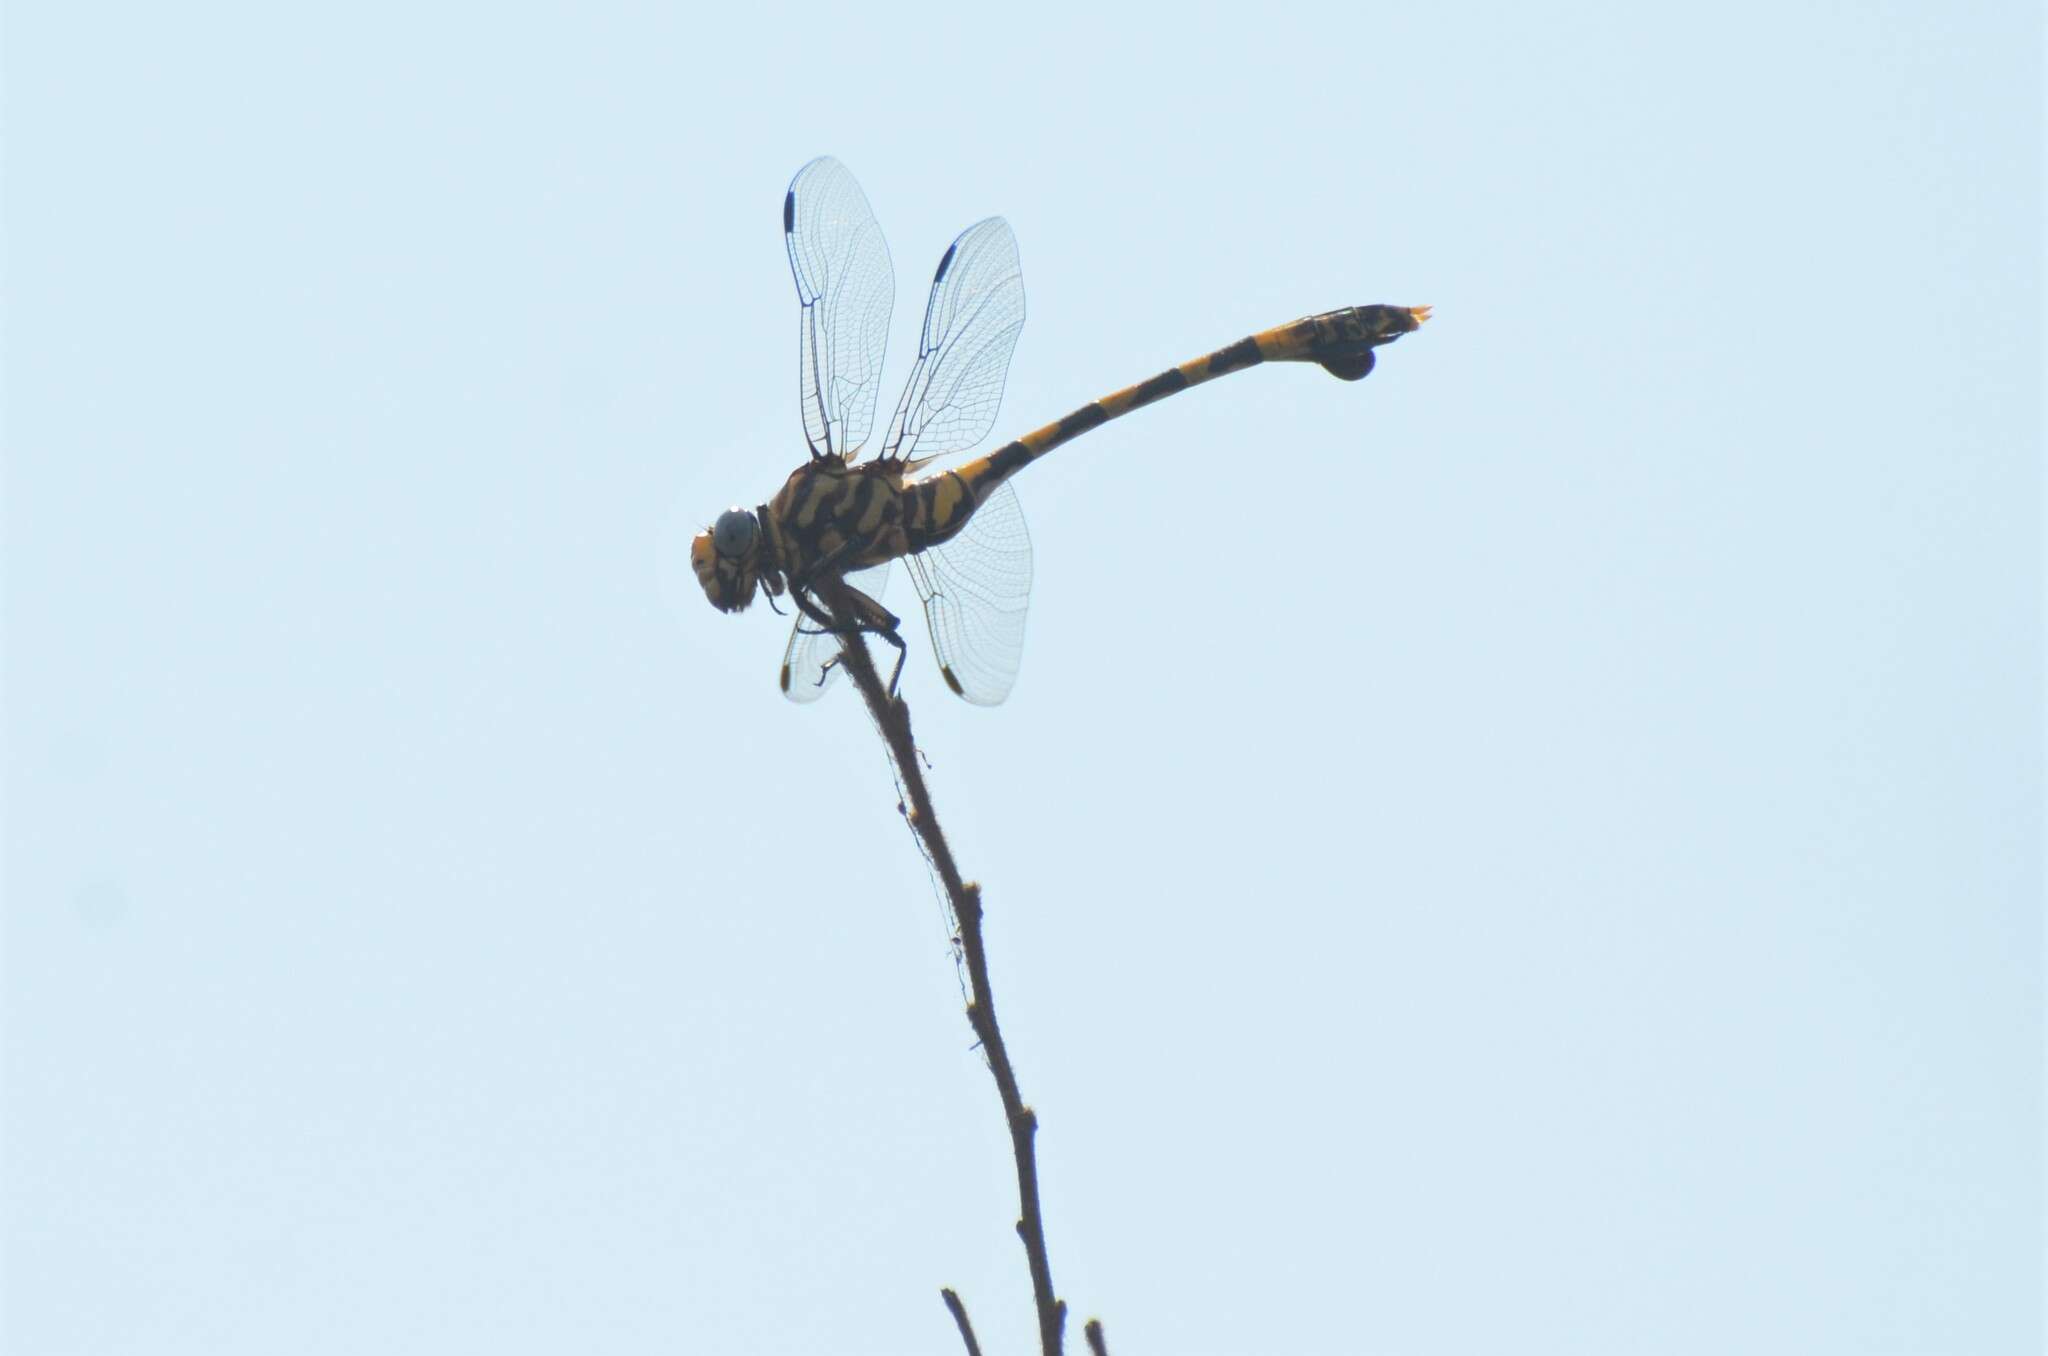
[
  {"xmin": 780, "ymin": 562, "xmax": 893, "ymax": 703},
  {"xmin": 903, "ymin": 481, "xmax": 1032, "ymax": 705},
  {"xmin": 786, "ymin": 157, "xmax": 894, "ymax": 461},
  {"xmin": 881, "ymin": 218, "xmax": 1025, "ymax": 465}
]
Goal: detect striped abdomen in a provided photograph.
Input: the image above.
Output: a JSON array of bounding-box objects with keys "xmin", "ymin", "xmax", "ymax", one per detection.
[{"xmin": 942, "ymin": 303, "xmax": 1429, "ymax": 507}]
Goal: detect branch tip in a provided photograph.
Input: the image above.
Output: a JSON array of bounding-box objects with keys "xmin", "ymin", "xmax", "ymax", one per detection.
[{"xmin": 940, "ymin": 1288, "xmax": 984, "ymax": 1356}]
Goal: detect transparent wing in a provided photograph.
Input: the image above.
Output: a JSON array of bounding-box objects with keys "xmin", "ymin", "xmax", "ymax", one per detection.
[
  {"xmin": 779, "ymin": 562, "xmax": 892, "ymax": 703},
  {"xmin": 786, "ymin": 157, "xmax": 894, "ymax": 461},
  {"xmin": 881, "ymin": 218, "xmax": 1025, "ymax": 465},
  {"xmin": 904, "ymin": 481, "xmax": 1032, "ymax": 705}
]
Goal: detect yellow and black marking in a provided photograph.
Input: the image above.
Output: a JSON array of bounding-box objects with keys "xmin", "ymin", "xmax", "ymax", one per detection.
[
  {"xmin": 765, "ymin": 457, "xmax": 917, "ymax": 584},
  {"xmin": 704, "ymin": 300, "xmax": 1427, "ymax": 696},
  {"xmin": 931, "ymin": 303, "xmax": 1432, "ymax": 517},
  {"xmin": 758, "ymin": 458, "xmax": 924, "ymax": 695},
  {"xmin": 738, "ymin": 302, "xmax": 1429, "ymax": 585}
]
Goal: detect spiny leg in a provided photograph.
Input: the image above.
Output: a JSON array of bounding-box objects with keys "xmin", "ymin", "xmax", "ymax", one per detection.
[{"xmin": 797, "ymin": 584, "xmax": 910, "ymax": 697}]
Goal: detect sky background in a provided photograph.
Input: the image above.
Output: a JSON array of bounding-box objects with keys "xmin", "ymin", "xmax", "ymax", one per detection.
[{"xmin": 3, "ymin": 3, "xmax": 2040, "ymax": 1353}]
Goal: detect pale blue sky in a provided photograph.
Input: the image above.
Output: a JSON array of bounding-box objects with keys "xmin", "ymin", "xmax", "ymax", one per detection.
[{"xmin": 4, "ymin": 3, "xmax": 2040, "ymax": 1353}]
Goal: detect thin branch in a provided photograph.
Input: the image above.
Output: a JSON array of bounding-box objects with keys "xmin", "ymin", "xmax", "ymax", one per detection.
[
  {"xmin": 819, "ymin": 579, "xmax": 1067, "ymax": 1356},
  {"xmin": 940, "ymin": 1288, "xmax": 984, "ymax": 1356},
  {"xmin": 1083, "ymin": 1318, "xmax": 1109, "ymax": 1356}
]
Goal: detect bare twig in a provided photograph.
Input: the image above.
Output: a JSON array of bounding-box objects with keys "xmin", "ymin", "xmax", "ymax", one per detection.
[
  {"xmin": 940, "ymin": 1288, "xmax": 984, "ymax": 1356},
  {"xmin": 1083, "ymin": 1317, "xmax": 1109, "ymax": 1356},
  {"xmin": 819, "ymin": 579, "xmax": 1068, "ymax": 1356}
]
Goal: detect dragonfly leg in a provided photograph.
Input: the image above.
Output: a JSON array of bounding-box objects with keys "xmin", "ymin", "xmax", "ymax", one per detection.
[
  {"xmin": 788, "ymin": 536, "xmax": 861, "ymax": 594},
  {"xmin": 874, "ymin": 621, "xmax": 908, "ymax": 697},
  {"xmin": 795, "ymin": 584, "xmax": 909, "ymax": 697}
]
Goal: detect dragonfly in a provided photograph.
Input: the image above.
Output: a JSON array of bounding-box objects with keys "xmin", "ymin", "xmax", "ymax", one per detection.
[{"xmin": 691, "ymin": 157, "xmax": 1428, "ymax": 705}]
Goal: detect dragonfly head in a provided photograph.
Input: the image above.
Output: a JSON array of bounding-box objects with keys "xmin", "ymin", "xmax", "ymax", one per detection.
[{"xmin": 692, "ymin": 506, "xmax": 768, "ymax": 612}]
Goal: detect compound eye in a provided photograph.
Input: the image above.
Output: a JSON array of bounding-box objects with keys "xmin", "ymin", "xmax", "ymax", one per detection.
[{"xmin": 712, "ymin": 508, "xmax": 758, "ymax": 557}]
